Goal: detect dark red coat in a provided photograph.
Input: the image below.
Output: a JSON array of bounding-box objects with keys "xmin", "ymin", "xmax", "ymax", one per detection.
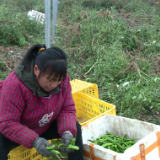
[{"xmin": 0, "ymin": 71, "xmax": 76, "ymax": 149}]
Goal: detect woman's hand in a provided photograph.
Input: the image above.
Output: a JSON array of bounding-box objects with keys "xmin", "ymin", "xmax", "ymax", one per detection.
[
  {"xmin": 33, "ymin": 137, "xmax": 57, "ymax": 157},
  {"xmin": 58, "ymin": 131, "xmax": 75, "ymax": 153}
]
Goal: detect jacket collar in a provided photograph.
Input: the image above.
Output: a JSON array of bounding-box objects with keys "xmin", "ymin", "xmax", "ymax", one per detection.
[{"xmin": 14, "ymin": 60, "xmax": 60, "ymax": 97}]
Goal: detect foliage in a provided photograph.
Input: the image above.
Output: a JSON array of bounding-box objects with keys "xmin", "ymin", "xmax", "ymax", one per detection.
[
  {"xmin": 0, "ymin": 0, "xmax": 45, "ymax": 12},
  {"xmin": 56, "ymin": 0, "xmax": 160, "ymax": 124},
  {"xmin": 1, "ymin": 0, "xmax": 160, "ymax": 125},
  {"xmin": 0, "ymin": 2, "xmax": 45, "ymax": 46}
]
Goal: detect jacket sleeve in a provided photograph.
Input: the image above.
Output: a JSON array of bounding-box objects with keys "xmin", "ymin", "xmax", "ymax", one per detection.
[
  {"xmin": 0, "ymin": 80, "xmax": 38, "ymax": 149},
  {"xmin": 56, "ymin": 75, "xmax": 77, "ymax": 136}
]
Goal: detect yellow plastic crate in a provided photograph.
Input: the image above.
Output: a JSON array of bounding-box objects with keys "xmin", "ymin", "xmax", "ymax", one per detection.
[
  {"xmin": 70, "ymin": 79, "xmax": 99, "ymax": 98},
  {"xmin": 8, "ymin": 145, "xmax": 42, "ymax": 160},
  {"xmin": 8, "ymin": 140, "xmax": 55, "ymax": 160},
  {"xmin": 73, "ymin": 92, "xmax": 116, "ymax": 126}
]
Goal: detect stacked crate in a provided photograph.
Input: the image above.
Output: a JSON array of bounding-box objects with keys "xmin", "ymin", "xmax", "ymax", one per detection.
[{"xmin": 70, "ymin": 79, "xmax": 116, "ymax": 126}]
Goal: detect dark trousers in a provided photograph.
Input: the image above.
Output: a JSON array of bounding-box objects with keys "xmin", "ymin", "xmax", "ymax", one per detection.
[{"xmin": 0, "ymin": 121, "xmax": 84, "ymax": 160}]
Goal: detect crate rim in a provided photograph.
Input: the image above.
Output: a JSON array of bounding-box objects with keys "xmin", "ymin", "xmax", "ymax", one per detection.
[
  {"xmin": 80, "ymin": 107, "xmax": 116, "ymax": 126},
  {"xmin": 74, "ymin": 92, "xmax": 116, "ymax": 106},
  {"xmin": 71, "ymin": 84, "xmax": 98, "ymax": 93}
]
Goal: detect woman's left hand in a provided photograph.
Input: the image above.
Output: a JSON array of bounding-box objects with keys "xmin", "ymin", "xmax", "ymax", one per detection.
[{"xmin": 58, "ymin": 131, "xmax": 75, "ymax": 153}]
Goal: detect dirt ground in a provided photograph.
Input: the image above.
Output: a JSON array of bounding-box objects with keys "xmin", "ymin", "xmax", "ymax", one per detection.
[{"xmin": 0, "ymin": 46, "xmax": 28, "ymax": 80}]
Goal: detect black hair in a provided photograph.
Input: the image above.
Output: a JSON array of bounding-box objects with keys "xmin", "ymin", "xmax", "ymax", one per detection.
[{"xmin": 22, "ymin": 44, "xmax": 67, "ymax": 81}]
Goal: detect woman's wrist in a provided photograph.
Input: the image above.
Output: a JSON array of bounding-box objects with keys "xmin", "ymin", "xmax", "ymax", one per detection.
[{"xmin": 62, "ymin": 130, "xmax": 72, "ymax": 135}]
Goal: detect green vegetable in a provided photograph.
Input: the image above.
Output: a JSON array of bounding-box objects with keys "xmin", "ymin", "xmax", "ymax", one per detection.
[
  {"xmin": 88, "ymin": 131, "xmax": 136, "ymax": 153},
  {"xmin": 51, "ymin": 150, "xmax": 61, "ymax": 155},
  {"xmin": 67, "ymin": 144, "xmax": 79, "ymax": 150},
  {"xmin": 46, "ymin": 144, "xmax": 56, "ymax": 150},
  {"xmin": 45, "ymin": 144, "xmax": 61, "ymax": 156},
  {"xmin": 58, "ymin": 143, "xmax": 65, "ymax": 148},
  {"xmin": 70, "ymin": 137, "xmax": 76, "ymax": 145},
  {"xmin": 101, "ymin": 143, "xmax": 113, "ymax": 148},
  {"xmin": 44, "ymin": 137, "xmax": 79, "ymax": 160},
  {"xmin": 57, "ymin": 138, "xmax": 79, "ymax": 151}
]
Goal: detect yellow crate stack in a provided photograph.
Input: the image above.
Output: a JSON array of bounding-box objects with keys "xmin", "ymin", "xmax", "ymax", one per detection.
[
  {"xmin": 70, "ymin": 79, "xmax": 99, "ymax": 98},
  {"xmin": 73, "ymin": 92, "xmax": 116, "ymax": 126},
  {"xmin": 8, "ymin": 79, "xmax": 116, "ymax": 160},
  {"xmin": 70, "ymin": 79, "xmax": 116, "ymax": 126}
]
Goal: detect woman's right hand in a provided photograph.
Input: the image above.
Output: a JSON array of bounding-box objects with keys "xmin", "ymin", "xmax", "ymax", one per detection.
[{"xmin": 33, "ymin": 137, "xmax": 57, "ymax": 157}]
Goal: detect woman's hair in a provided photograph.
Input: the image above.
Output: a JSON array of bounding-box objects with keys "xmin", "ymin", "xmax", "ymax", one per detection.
[{"xmin": 22, "ymin": 44, "xmax": 67, "ymax": 81}]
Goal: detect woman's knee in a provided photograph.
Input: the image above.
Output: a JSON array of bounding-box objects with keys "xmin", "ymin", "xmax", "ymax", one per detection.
[{"xmin": 0, "ymin": 132, "xmax": 19, "ymax": 160}]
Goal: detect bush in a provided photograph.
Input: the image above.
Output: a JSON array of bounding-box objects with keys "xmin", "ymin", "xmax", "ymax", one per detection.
[
  {"xmin": 0, "ymin": 0, "xmax": 45, "ymax": 12},
  {"xmin": 0, "ymin": 4, "xmax": 45, "ymax": 46}
]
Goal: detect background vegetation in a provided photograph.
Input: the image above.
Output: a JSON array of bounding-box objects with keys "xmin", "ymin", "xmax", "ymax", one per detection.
[{"xmin": 1, "ymin": 0, "xmax": 160, "ymax": 125}]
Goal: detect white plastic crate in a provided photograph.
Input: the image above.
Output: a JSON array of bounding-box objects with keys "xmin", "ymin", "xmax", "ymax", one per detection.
[
  {"xmin": 82, "ymin": 114, "xmax": 160, "ymax": 160},
  {"xmin": 28, "ymin": 10, "xmax": 45, "ymax": 24}
]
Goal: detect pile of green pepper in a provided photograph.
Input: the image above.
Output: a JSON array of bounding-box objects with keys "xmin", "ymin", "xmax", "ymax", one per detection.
[
  {"xmin": 43, "ymin": 138, "xmax": 79, "ymax": 160},
  {"xmin": 88, "ymin": 132, "xmax": 135, "ymax": 153}
]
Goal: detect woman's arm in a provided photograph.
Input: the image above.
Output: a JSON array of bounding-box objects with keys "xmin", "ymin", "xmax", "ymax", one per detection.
[
  {"xmin": 0, "ymin": 77, "xmax": 38, "ymax": 149},
  {"xmin": 56, "ymin": 75, "xmax": 77, "ymax": 136}
]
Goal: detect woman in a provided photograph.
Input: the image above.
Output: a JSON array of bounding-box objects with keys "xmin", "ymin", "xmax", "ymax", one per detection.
[{"xmin": 0, "ymin": 44, "xmax": 83, "ymax": 160}]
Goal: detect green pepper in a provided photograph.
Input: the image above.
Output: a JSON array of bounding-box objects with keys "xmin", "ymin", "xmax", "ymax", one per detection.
[
  {"xmin": 67, "ymin": 144, "xmax": 79, "ymax": 150},
  {"xmin": 70, "ymin": 138, "xmax": 76, "ymax": 145},
  {"xmin": 46, "ymin": 144, "xmax": 56, "ymax": 150},
  {"xmin": 88, "ymin": 132, "xmax": 136, "ymax": 153},
  {"xmin": 50, "ymin": 150, "xmax": 61, "ymax": 155},
  {"xmin": 58, "ymin": 143, "xmax": 65, "ymax": 148},
  {"xmin": 101, "ymin": 143, "xmax": 113, "ymax": 148},
  {"xmin": 57, "ymin": 138, "xmax": 79, "ymax": 151}
]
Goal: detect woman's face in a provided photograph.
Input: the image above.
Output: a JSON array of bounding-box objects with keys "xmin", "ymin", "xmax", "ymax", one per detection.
[{"xmin": 34, "ymin": 65, "xmax": 62, "ymax": 92}]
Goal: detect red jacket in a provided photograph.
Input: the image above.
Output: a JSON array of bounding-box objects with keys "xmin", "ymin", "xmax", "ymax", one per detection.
[{"xmin": 0, "ymin": 71, "xmax": 77, "ymax": 149}]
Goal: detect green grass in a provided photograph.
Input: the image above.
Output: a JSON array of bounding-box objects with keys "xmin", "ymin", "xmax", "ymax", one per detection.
[
  {"xmin": 55, "ymin": 0, "xmax": 160, "ymax": 123},
  {"xmin": 1, "ymin": 0, "xmax": 160, "ymax": 124},
  {"xmin": 0, "ymin": 1, "xmax": 45, "ymax": 47}
]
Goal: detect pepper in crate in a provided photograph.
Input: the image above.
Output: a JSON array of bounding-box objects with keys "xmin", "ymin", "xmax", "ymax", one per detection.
[{"xmin": 88, "ymin": 131, "xmax": 135, "ymax": 153}]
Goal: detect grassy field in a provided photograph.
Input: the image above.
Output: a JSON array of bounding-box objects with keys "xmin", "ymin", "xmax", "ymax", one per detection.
[{"xmin": 1, "ymin": 0, "xmax": 160, "ymax": 156}]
